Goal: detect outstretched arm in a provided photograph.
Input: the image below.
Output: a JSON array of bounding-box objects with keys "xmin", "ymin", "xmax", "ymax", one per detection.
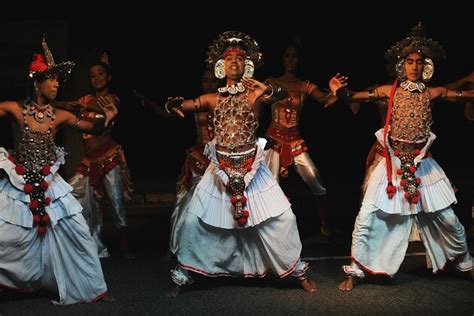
[
  {"xmin": 0, "ymin": 101, "xmax": 16, "ymax": 118},
  {"xmin": 58, "ymin": 101, "xmax": 117, "ymax": 134},
  {"xmin": 430, "ymin": 86, "xmax": 474, "ymax": 101},
  {"xmin": 444, "ymin": 71, "xmax": 474, "ymax": 90},
  {"xmin": 53, "ymin": 95, "xmax": 118, "ymax": 127},
  {"xmin": 135, "ymin": 91, "xmax": 169, "ymax": 117},
  {"xmin": 162, "ymin": 93, "xmax": 215, "ymax": 118},
  {"xmin": 53, "ymin": 95, "xmax": 115, "ymax": 113},
  {"xmin": 304, "ymin": 82, "xmax": 338, "ymax": 108},
  {"xmin": 329, "ymin": 73, "xmax": 392, "ymax": 103}
]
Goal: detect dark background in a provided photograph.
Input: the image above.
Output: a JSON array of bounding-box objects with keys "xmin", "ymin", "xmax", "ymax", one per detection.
[{"xmin": 1, "ymin": 9, "xmax": 472, "ymax": 232}]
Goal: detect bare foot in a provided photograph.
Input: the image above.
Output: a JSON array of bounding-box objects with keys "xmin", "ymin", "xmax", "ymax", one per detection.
[
  {"xmin": 299, "ymin": 277, "xmax": 317, "ymax": 294},
  {"xmin": 338, "ymin": 275, "xmax": 357, "ymax": 291},
  {"xmin": 165, "ymin": 284, "xmax": 182, "ymax": 298}
]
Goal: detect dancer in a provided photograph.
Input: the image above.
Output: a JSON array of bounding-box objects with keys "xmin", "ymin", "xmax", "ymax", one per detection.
[
  {"xmin": 0, "ymin": 36, "xmax": 116, "ymax": 304},
  {"xmin": 264, "ymin": 43, "xmax": 337, "ymax": 237},
  {"xmin": 329, "ymin": 23, "xmax": 474, "ymax": 291},
  {"xmin": 68, "ymin": 56, "xmax": 135, "ymax": 259},
  {"xmin": 162, "ymin": 31, "xmax": 316, "ymax": 297}
]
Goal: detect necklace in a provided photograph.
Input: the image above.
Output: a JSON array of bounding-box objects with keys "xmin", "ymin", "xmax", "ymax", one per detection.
[
  {"xmin": 400, "ymin": 80, "xmax": 426, "ymax": 93},
  {"xmin": 218, "ymin": 82, "xmax": 246, "ymax": 95},
  {"xmin": 24, "ymin": 100, "xmax": 54, "ymax": 123}
]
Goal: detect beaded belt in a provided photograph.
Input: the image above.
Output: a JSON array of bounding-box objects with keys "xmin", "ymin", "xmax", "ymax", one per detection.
[
  {"xmin": 390, "ymin": 139, "xmax": 427, "ymax": 204},
  {"xmin": 216, "ymin": 147, "xmax": 256, "ymax": 225}
]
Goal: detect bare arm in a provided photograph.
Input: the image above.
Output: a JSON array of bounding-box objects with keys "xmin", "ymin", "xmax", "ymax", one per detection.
[
  {"xmin": 135, "ymin": 91, "xmax": 168, "ymax": 117},
  {"xmin": 53, "ymin": 99, "xmax": 104, "ymax": 113},
  {"xmin": 56, "ymin": 109, "xmax": 104, "ymax": 134},
  {"xmin": 241, "ymin": 78, "xmax": 289, "ymax": 107},
  {"xmin": 444, "ymin": 71, "xmax": 474, "ymax": 90},
  {"xmin": 430, "ymin": 86, "xmax": 474, "ymax": 101},
  {"xmin": 329, "ymin": 73, "xmax": 393, "ymax": 103},
  {"xmin": 56, "ymin": 99, "xmax": 117, "ymax": 134},
  {"xmin": 308, "ymin": 82, "xmax": 328, "ymax": 103},
  {"xmin": 0, "ymin": 101, "xmax": 16, "ymax": 117},
  {"xmin": 163, "ymin": 93, "xmax": 215, "ymax": 118},
  {"xmin": 304, "ymin": 82, "xmax": 337, "ymax": 108},
  {"xmin": 259, "ymin": 77, "xmax": 276, "ymax": 104},
  {"xmin": 53, "ymin": 95, "xmax": 117, "ymax": 126}
]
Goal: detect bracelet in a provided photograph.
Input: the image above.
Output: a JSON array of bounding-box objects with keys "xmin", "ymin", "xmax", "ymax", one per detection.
[
  {"xmin": 194, "ymin": 97, "xmax": 201, "ymax": 110},
  {"xmin": 164, "ymin": 99, "xmax": 183, "ymax": 114},
  {"xmin": 73, "ymin": 110, "xmax": 89, "ymax": 128},
  {"xmin": 273, "ymin": 85, "xmax": 287, "ymax": 100},
  {"xmin": 367, "ymin": 89, "xmax": 376, "ymax": 101},
  {"xmin": 263, "ymin": 83, "xmax": 274, "ymax": 98}
]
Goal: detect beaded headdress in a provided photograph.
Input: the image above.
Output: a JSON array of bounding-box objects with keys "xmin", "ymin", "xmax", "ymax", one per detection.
[
  {"xmin": 29, "ymin": 35, "xmax": 75, "ymax": 82},
  {"xmin": 206, "ymin": 31, "xmax": 263, "ymax": 79},
  {"xmin": 385, "ymin": 22, "xmax": 445, "ymax": 63},
  {"xmin": 385, "ymin": 22, "xmax": 445, "ymax": 82}
]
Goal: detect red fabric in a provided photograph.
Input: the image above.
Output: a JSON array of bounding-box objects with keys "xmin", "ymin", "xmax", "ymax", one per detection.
[
  {"xmin": 383, "ymin": 79, "xmax": 398, "ymax": 198},
  {"xmin": 76, "ymin": 140, "xmax": 121, "ymax": 189},
  {"xmin": 76, "ymin": 140, "xmax": 134, "ymax": 203},
  {"xmin": 223, "ymin": 47, "xmax": 245, "ymax": 57},
  {"xmin": 29, "ymin": 54, "xmax": 48, "ymax": 73},
  {"xmin": 266, "ymin": 126, "xmax": 304, "ymax": 168}
]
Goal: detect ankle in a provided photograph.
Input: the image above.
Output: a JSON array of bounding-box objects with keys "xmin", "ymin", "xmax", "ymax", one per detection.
[{"xmin": 297, "ymin": 275, "xmax": 316, "ymax": 294}]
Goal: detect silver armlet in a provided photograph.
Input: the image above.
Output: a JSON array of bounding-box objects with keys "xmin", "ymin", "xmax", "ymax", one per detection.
[
  {"xmin": 367, "ymin": 89, "xmax": 380, "ymax": 102},
  {"xmin": 367, "ymin": 90, "xmax": 375, "ymax": 101}
]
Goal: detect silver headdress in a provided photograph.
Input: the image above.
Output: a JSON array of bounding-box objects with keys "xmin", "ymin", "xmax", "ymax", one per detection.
[
  {"xmin": 386, "ymin": 22, "xmax": 445, "ymax": 82},
  {"xmin": 206, "ymin": 31, "xmax": 263, "ymax": 79}
]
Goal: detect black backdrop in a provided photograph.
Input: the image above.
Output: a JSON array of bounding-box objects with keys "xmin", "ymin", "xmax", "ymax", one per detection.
[{"xmin": 1, "ymin": 9, "xmax": 472, "ymax": 229}]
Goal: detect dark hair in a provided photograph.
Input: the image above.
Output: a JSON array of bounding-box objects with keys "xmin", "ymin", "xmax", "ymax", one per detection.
[
  {"xmin": 89, "ymin": 62, "xmax": 112, "ymax": 76},
  {"xmin": 283, "ymin": 42, "xmax": 300, "ymax": 56},
  {"xmin": 280, "ymin": 42, "xmax": 303, "ymax": 76}
]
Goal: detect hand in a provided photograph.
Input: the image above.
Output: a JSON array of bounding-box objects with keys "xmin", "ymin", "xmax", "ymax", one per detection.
[
  {"xmin": 329, "ymin": 73, "xmax": 349, "ymax": 95},
  {"xmin": 97, "ymin": 95, "xmax": 119, "ymax": 108},
  {"xmin": 96, "ymin": 97, "xmax": 118, "ymax": 127},
  {"xmin": 241, "ymin": 78, "xmax": 266, "ymax": 92},
  {"xmin": 165, "ymin": 97, "xmax": 185, "ymax": 118}
]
